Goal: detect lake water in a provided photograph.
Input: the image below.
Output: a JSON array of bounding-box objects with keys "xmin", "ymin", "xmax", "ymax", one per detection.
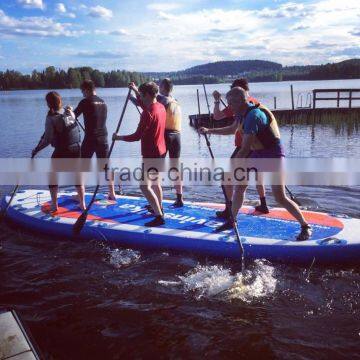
[{"xmin": 0, "ymin": 79, "xmax": 359, "ymax": 359}]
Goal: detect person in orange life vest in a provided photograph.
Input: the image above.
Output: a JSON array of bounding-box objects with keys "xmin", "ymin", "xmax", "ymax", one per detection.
[
  {"xmin": 113, "ymin": 82, "xmax": 166, "ymax": 227},
  {"xmin": 158, "ymin": 78, "xmax": 184, "ymax": 207},
  {"xmin": 200, "ymin": 87, "xmax": 312, "ymax": 241},
  {"xmin": 211, "ymin": 78, "xmax": 269, "ymax": 219}
]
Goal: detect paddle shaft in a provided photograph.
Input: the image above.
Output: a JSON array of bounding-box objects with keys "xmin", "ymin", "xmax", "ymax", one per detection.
[
  {"xmin": 203, "ymin": 133, "xmax": 244, "ymax": 255},
  {"xmin": 202, "ymin": 83, "xmax": 211, "ymax": 114}
]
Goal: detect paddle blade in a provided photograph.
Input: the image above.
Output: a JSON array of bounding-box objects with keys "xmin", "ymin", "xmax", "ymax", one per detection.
[{"xmin": 73, "ymin": 211, "xmax": 88, "ymax": 235}]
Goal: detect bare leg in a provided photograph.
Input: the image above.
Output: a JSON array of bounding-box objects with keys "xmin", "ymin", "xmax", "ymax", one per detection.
[
  {"xmin": 271, "ymin": 185, "xmax": 307, "ymax": 225},
  {"xmin": 151, "ymin": 183, "xmax": 163, "ymax": 209},
  {"xmin": 231, "ymin": 184, "xmax": 248, "ymax": 220},
  {"xmin": 140, "ymin": 185, "xmax": 162, "ymax": 215},
  {"xmin": 49, "ymin": 186, "xmax": 58, "ymax": 212},
  {"xmin": 75, "ymin": 185, "xmax": 86, "ymax": 211},
  {"xmin": 108, "ymin": 181, "xmax": 116, "ymax": 200},
  {"xmin": 256, "ymin": 184, "xmax": 265, "ymax": 198},
  {"xmin": 174, "ymin": 183, "xmax": 183, "ymax": 197},
  {"xmin": 140, "ymin": 171, "xmax": 162, "ymax": 216}
]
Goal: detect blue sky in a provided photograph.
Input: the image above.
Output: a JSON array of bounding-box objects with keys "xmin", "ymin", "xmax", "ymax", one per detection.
[{"xmin": 0, "ymin": 0, "xmax": 359, "ymax": 73}]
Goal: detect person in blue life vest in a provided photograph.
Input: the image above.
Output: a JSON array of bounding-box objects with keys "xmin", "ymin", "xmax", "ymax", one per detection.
[{"xmin": 200, "ymin": 86, "xmax": 312, "ymax": 241}]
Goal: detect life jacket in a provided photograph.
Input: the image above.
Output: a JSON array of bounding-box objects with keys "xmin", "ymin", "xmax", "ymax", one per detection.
[
  {"xmin": 234, "ymin": 97, "xmax": 259, "ymax": 147},
  {"xmin": 52, "ymin": 110, "xmax": 81, "ymax": 150},
  {"xmin": 165, "ymin": 99, "xmax": 182, "ymax": 132},
  {"xmin": 237, "ymin": 104, "xmax": 281, "ymax": 151}
]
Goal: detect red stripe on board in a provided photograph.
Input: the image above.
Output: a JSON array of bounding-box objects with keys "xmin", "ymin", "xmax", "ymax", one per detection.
[
  {"xmin": 192, "ymin": 202, "xmax": 344, "ymax": 228},
  {"xmin": 41, "ymin": 203, "xmax": 113, "ymax": 222}
]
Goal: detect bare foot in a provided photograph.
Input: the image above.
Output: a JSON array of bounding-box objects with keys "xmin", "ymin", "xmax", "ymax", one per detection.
[{"xmin": 108, "ymin": 193, "xmax": 117, "ymax": 201}]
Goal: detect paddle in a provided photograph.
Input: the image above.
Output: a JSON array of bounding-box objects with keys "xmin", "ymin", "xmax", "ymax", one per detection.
[
  {"xmin": 73, "ymin": 88, "xmax": 132, "ymax": 235},
  {"xmin": 0, "ymin": 133, "xmax": 46, "ymax": 220},
  {"xmin": 203, "ymin": 132, "xmax": 245, "ymax": 261},
  {"xmin": 202, "ymin": 83, "xmax": 213, "ymax": 127},
  {"xmin": 196, "ymin": 93, "xmax": 245, "ymax": 263}
]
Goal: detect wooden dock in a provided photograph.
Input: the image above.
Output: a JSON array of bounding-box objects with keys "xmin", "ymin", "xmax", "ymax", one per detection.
[
  {"xmin": 0, "ymin": 310, "xmax": 40, "ymax": 360},
  {"xmin": 189, "ymin": 88, "xmax": 360, "ymax": 129}
]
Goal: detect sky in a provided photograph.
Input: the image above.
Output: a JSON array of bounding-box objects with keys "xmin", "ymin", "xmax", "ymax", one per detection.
[{"xmin": 0, "ymin": 0, "xmax": 359, "ymax": 73}]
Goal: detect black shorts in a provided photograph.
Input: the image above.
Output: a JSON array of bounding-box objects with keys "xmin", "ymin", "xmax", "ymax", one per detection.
[
  {"xmin": 81, "ymin": 138, "xmax": 109, "ymax": 158},
  {"xmin": 51, "ymin": 143, "xmax": 81, "ymax": 159},
  {"xmin": 50, "ymin": 144, "xmax": 81, "ymax": 188},
  {"xmin": 165, "ymin": 130, "xmax": 181, "ymax": 159}
]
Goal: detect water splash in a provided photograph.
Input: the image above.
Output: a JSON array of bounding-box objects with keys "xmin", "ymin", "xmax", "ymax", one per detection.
[
  {"xmin": 108, "ymin": 248, "xmax": 141, "ymax": 269},
  {"xmin": 171, "ymin": 260, "xmax": 277, "ymax": 302}
]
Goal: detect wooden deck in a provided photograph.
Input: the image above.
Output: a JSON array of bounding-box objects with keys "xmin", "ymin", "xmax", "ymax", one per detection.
[{"xmin": 189, "ymin": 107, "xmax": 360, "ymax": 128}]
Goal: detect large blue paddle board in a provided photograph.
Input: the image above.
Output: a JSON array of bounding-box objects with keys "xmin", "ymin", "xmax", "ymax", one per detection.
[{"xmin": 2, "ymin": 189, "xmax": 359, "ymax": 265}]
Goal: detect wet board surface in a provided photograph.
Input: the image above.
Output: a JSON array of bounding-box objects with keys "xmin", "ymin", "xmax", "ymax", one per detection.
[{"xmin": 2, "ymin": 189, "xmax": 360, "ymax": 265}]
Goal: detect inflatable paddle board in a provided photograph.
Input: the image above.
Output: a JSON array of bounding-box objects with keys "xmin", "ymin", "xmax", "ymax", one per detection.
[{"xmin": 2, "ymin": 189, "xmax": 359, "ymax": 265}]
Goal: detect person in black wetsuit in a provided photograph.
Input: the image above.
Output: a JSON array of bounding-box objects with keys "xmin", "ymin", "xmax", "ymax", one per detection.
[
  {"xmin": 73, "ymin": 80, "xmax": 116, "ymax": 200},
  {"xmin": 32, "ymin": 91, "xmax": 85, "ymax": 212}
]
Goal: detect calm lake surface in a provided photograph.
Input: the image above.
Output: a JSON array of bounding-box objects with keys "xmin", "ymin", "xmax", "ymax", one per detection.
[{"xmin": 0, "ymin": 79, "xmax": 359, "ymax": 359}]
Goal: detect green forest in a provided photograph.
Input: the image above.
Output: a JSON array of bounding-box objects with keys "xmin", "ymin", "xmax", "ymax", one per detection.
[
  {"xmin": 0, "ymin": 59, "xmax": 359, "ymax": 90},
  {"xmin": 0, "ymin": 66, "xmax": 149, "ymax": 91}
]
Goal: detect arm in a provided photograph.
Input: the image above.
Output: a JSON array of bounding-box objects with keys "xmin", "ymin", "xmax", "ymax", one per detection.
[
  {"xmin": 33, "ymin": 116, "xmax": 53, "ymax": 155},
  {"xmin": 234, "ymin": 134, "xmax": 254, "ymax": 158},
  {"xmin": 74, "ymin": 100, "xmax": 83, "ymax": 119},
  {"xmin": 213, "ymin": 102, "xmax": 229, "ymax": 121},
  {"xmin": 113, "ymin": 112, "xmax": 148, "ymax": 142},
  {"xmin": 199, "ymin": 120, "xmax": 237, "ymax": 136}
]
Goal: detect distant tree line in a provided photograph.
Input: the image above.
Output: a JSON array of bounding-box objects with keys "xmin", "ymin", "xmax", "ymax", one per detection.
[
  {"xmin": 168, "ymin": 59, "xmax": 360, "ymax": 85},
  {"xmin": 1, "ymin": 59, "xmax": 359, "ymax": 90},
  {"xmin": 0, "ymin": 66, "xmax": 149, "ymax": 91}
]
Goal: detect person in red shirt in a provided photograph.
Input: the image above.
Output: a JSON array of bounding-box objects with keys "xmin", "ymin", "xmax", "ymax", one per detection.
[
  {"xmin": 212, "ymin": 78, "xmax": 269, "ymax": 219},
  {"xmin": 113, "ymin": 82, "xmax": 166, "ymax": 227}
]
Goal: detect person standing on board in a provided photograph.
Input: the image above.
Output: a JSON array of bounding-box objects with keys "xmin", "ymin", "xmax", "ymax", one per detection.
[
  {"xmin": 212, "ymin": 78, "xmax": 269, "ymax": 218},
  {"xmin": 112, "ymin": 82, "xmax": 166, "ymax": 227},
  {"xmin": 131, "ymin": 78, "xmax": 184, "ymax": 207},
  {"xmin": 158, "ymin": 78, "xmax": 184, "ymax": 207},
  {"xmin": 32, "ymin": 91, "xmax": 85, "ymax": 212},
  {"xmin": 73, "ymin": 80, "xmax": 116, "ymax": 200},
  {"xmin": 200, "ymin": 87, "xmax": 312, "ymax": 241}
]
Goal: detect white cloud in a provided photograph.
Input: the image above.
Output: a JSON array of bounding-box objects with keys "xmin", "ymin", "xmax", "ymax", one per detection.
[
  {"xmin": 75, "ymin": 50, "xmax": 127, "ymax": 59},
  {"xmin": 0, "ymin": 9, "xmax": 84, "ymax": 37},
  {"xmin": 56, "ymin": 3, "xmax": 66, "ymax": 13},
  {"xmin": 147, "ymin": 2, "xmax": 182, "ymax": 12},
  {"xmin": 123, "ymin": 1, "xmax": 360, "ymax": 70},
  {"xmin": 17, "ymin": 0, "xmax": 44, "ymax": 10},
  {"xmin": 95, "ymin": 29, "xmax": 129, "ymax": 36},
  {"xmin": 88, "ymin": 6, "xmax": 113, "ymax": 19},
  {"xmin": 55, "ymin": 3, "xmax": 76, "ymax": 18}
]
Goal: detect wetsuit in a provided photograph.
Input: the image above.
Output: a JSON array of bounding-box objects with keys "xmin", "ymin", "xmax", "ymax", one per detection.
[{"xmin": 74, "ymin": 95, "xmax": 108, "ymax": 158}]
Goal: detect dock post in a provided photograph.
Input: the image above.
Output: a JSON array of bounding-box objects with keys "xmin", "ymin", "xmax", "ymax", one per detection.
[
  {"xmin": 197, "ymin": 89, "xmax": 201, "ymax": 115},
  {"xmin": 349, "ymin": 90, "xmax": 352, "ymax": 108},
  {"xmin": 274, "ymin": 96, "xmax": 277, "ymax": 109},
  {"xmin": 290, "ymin": 85, "xmax": 295, "ymax": 110},
  {"xmin": 312, "ymin": 90, "xmax": 316, "ymax": 109},
  {"xmin": 337, "ymin": 91, "xmax": 340, "ymax": 108}
]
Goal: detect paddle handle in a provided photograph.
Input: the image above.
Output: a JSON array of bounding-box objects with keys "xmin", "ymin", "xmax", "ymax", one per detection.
[{"xmin": 108, "ymin": 88, "xmax": 132, "ymax": 157}]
